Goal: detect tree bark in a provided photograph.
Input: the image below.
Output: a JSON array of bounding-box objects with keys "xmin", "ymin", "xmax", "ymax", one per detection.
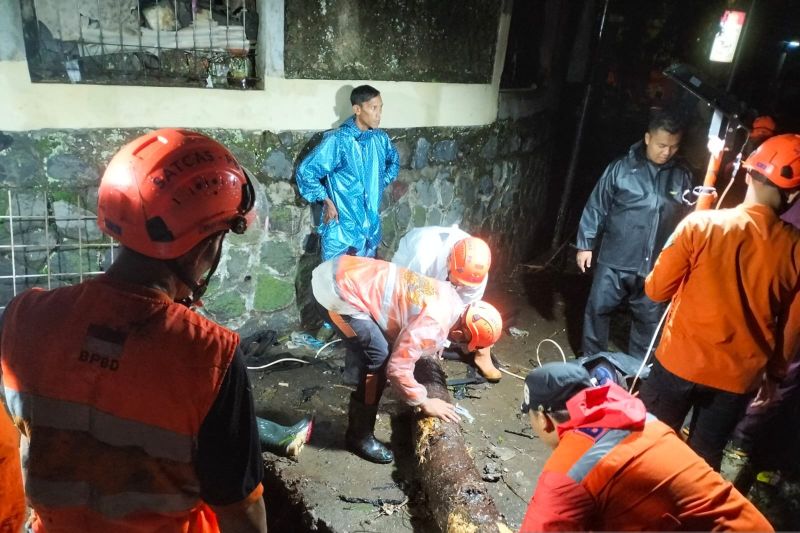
[{"xmin": 412, "ymin": 356, "xmax": 510, "ymax": 533}]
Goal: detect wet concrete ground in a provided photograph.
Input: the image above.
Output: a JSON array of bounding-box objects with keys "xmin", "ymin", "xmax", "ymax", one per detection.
[{"xmin": 249, "ymin": 267, "xmax": 800, "ymax": 531}]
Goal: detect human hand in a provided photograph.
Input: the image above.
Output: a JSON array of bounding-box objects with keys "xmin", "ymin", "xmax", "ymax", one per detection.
[
  {"xmin": 323, "ymin": 198, "xmax": 339, "ymax": 223},
  {"xmin": 419, "ymin": 398, "xmax": 461, "ymax": 423},
  {"xmin": 576, "ymin": 250, "xmax": 593, "ymax": 273}
]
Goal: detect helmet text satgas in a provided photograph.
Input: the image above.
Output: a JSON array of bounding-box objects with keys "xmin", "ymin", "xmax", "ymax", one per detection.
[
  {"xmin": 97, "ymin": 129, "xmax": 254, "ymax": 260},
  {"xmin": 151, "ymin": 149, "xmax": 220, "ymax": 188}
]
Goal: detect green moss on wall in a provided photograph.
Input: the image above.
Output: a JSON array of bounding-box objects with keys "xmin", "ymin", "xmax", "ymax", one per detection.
[
  {"xmin": 254, "ymin": 274, "xmax": 295, "ymax": 312},
  {"xmin": 205, "ymin": 291, "xmax": 247, "ymax": 322}
]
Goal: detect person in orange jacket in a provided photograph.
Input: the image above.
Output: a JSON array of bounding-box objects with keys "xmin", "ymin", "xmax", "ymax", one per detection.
[
  {"xmin": 312, "ymin": 255, "xmax": 503, "ymax": 463},
  {"xmin": 0, "ymin": 404, "xmax": 25, "ymax": 532},
  {"xmin": 0, "ymin": 129, "xmax": 267, "ymax": 532},
  {"xmin": 519, "ymin": 362, "xmax": 772, "ymax": 532},
  {"xmin": 639, "ymin": 134, "xmax": 800, "ymax": 471}
]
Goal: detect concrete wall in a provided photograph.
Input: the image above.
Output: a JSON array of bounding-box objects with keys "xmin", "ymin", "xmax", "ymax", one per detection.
[
  {"xmin": 285, "ymin": 0, "xmax": 500, "ymax": 83},
  {"xmin": 0, "ymin": 0, "xmax": 562, "ymax": 336}
]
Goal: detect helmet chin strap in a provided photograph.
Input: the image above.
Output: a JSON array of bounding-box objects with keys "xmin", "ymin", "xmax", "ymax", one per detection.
[{"xmin": 168, "ymin": 233, "xmax": 225, "ymax": 308}]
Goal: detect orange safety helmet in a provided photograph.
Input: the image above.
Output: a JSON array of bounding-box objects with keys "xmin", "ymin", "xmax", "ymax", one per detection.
[
  {"xmin": 448, "ymin": 237, "xmax": 491, "ymax": 287},
  {"xmin": 463, "ymin": 301, "xmax": 503, "ymax": 352},
  {"xmin": 97, "ymin": 129, "xmax": 255, "ymax": 259},
  {"xmin": 742, "ymin": 133, "xmax": 800, "ymax": 190},
  {"xmin": 751, "ymin": 116, "xmax": 776, "ymax": 141}
]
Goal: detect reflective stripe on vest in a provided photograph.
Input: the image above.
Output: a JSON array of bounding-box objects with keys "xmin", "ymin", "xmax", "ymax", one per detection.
[
  {"xmin": 1, "ymin": 279, "xmax": 236, "ymax": 531},
  {"xmin": 378, "ymin": 262, "xmax": 398, "ymax": 330},
  {"xmin": 567, "ymin": 414, "xmax": 656, "ymax": 483},
  {"xmin": 4, "ymin": 388, "xmax": 193, "ymax": 462}
]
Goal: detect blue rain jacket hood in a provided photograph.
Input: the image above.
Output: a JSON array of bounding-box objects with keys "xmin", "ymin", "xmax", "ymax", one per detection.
[{"xmin": 296, "ymin": 116, "xmax": 400, "ymax": 260}]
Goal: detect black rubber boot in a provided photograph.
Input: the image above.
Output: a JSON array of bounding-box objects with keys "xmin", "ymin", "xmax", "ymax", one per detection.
[{"xmin": 345, "ymin": 395, "xmax": 394, "ymax": 464}]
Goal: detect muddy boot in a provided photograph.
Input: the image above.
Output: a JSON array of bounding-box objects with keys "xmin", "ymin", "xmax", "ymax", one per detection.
[
  {"xmin": 474, "ymin": 348, "xmax": 501, "ymax": 382},
  {"xmin": 345, "ymin": 395, "xmax": 394, "ymax": 464},
  {"xmin": 257, "ymin": 416, "xmax": 314, "ymax": 458}
]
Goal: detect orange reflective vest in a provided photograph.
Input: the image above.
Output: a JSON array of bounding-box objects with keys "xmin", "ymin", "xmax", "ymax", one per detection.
[
  {"xmin": 1, "ymin": 276, "xmax": 239, "ymax": 533},
  {"xmin": 0, "ymin": 404, "xmax": 25, "ymax": 532}
]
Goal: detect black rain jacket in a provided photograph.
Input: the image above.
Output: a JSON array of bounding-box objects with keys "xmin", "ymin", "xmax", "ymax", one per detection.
[{"xmin": 576, "ymin": 141, "xmax": 694, "ymax": 277}]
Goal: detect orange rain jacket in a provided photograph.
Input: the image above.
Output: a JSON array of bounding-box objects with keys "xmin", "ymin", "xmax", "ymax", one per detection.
[
  {"xmin": 645, "ymin": 203, "xmax": 800, "ymax": 393},
  {"xmin": 313, "ymin": 255, "xmax": 466, "ymax": 405},
  {"xmin": 1, "ymin": 276, "xmax": 262, "ymax": 532},
  {"xmin": 520, "ymin": 383, "xmax": 773, "ymax": 531}
]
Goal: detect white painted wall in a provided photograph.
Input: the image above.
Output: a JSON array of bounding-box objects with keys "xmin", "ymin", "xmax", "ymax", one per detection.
[{"xmin": 0, "ymin": 0, "xmax": 512, "ymax": 132}]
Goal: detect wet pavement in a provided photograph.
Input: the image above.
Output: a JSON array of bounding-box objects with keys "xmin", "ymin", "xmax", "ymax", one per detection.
[{"xmin": 249, "ymin": 269, "xmax": 800, "ymax": 532}]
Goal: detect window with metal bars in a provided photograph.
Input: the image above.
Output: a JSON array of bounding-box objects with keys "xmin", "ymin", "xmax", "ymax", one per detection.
[
  {"xmin": 0, "ymin": 189, "xmax": 118, "ymax": 312},
  {"xmin": 19, "ymin": 0, "xmax": 259, "ymax": 89}
]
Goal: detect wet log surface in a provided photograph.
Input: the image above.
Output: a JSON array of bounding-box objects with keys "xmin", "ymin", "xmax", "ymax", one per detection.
[{"xmin": 413, "ymin": 356, "xmax": 509, "ymax": 533}]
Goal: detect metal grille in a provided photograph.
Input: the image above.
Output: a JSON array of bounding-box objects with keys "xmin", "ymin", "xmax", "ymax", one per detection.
[
  {"xmin": 0, "ymin": 189, "xmax": 117, "ymax": 312},
  {"xmin": 20, "ymin": 0, "xmax": 259, "ymax": 89}
]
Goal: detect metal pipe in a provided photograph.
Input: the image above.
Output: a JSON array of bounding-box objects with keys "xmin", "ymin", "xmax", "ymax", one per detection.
[{"xmin": 551, "ymin": 0, "xmax": 610, "ymax": 250}]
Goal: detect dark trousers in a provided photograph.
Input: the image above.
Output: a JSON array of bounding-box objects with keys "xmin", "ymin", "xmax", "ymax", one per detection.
[
  {"xmin": 732, "ymin": 358, "xmax": 800, "ymax": 455},
  {"xmin": 316, "ymin": 302, "xmax": 390, "ymax": 405},
  {"xmin": 582, "ymin": 264, "xmax": 666, "ymax": 359},
  {"xmin": 639, "ymin": 358, "xmax": 751, "ymax": 471}
]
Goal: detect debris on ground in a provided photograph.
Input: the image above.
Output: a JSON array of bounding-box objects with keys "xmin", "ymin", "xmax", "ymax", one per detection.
[
  {"xmin": 286, "ymin": 331, "xmax": 326, "ymax": 350},
  {"xmin": 508, "ymin": 326, "xmax": 530, "ymax": 338},
  {"xmin": 454, "ymin": 404, "xmax": 474, "ymax": 424},
  {"xmin": 483, "ymin": 462, "xmax": 502, "ymax": 482}
]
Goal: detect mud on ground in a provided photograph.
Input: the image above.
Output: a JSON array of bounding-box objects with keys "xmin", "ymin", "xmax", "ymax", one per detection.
[{"xmin": 249, "ymin": 269, "xmax": 800, "ymax": 532}]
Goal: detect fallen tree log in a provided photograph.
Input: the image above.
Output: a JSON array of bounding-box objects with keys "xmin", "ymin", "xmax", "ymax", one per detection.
[{"xmin": 413, "ymin": 356, "xmax": 512, "ymax": 533}]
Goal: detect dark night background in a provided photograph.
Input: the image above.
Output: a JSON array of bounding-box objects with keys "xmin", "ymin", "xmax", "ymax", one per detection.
[{"xmin": 506, "ymin": 0, "xmax": 800, "ymax": 249}]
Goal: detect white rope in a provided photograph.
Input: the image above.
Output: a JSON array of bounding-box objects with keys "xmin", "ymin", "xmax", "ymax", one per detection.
[
  {"xmin": 247, "ymin": 357, "xmax": 310, "ymax": 371},
  {"xmin": 499, "ymin": 367, "xmax": 526, "ymax": 381},
  {"xmin": 628, "ymin": 303, "xmax": 671, "ymax": 393},
  {"xmin": 535, "ymin": 338, "xmax": 567, "ymax": 367},
  {"xmin": 315, "ymin": 338, "xmax": 342, "ymax": 358}
]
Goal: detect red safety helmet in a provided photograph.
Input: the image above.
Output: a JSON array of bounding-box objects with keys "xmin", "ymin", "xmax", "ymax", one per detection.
[
  {"xmin": 97, "ymin": 129, "xmax": 255, "ymax": 259},
  {"xmin": 742, "ymin": 134, "xmax": 800, "ymax": 190},
  {"xmin": 751, "ymin": 116, "xmax": 776, "ymax": 141},
  {"xmin": 449, "ymin": 237, "xmax": 491, "ymax": 287},
  {"xmin": 463, "ymin": 301, "xmax": 503, "ymax": 352}
]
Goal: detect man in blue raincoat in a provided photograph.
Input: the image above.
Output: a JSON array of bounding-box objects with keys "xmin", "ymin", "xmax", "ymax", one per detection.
[{"xmin": 296, "ymin": 85, "xmax": 400, "ymax": 260}]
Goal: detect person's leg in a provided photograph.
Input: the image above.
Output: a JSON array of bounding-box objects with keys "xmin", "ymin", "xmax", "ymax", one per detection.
[
  {"xmin": 688, "ymin": 385, "xmax": 750, "ymax": 471},
  {"xmin": 320, "ymin": 308, "xmax": 394, "ymax": 464},
  {"xmin": 627, "ymin": 276, "xmax": 668, "ymax": 359},
  {"xmin": 732, "ymin": 358, "xmax": 800, "ymax": 454},
  {"xmin": 638, "ymin": 358, "xmax": 695, "ymax": 433},
  {"xmin": 582, "ymin": 264, "xmax": 627, "ymax": 355}
]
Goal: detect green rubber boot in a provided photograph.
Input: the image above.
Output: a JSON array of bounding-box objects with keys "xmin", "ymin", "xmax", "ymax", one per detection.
[{"xmin": 257, "ymin": 416, "xmax": 314, "ymax": 458}]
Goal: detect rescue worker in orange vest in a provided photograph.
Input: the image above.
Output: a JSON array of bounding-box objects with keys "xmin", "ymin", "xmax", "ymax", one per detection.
[
  {"xmin": 0, "ymin": 404, "xmax": 25, "ymax": 532},
  {"xmin": 0, "ymin": 129, "xmax": 267, "ymax": 532},
  {"xmin": 391, "ymin": 226, "xmax": 501, "ymax": 381},
  {"xmin": 639, "ymin": 134, "xmax": 800, "ymax": 471},
  {"xmin": 312, "ymin": 255, "xmax": 502, "ymax": 463},
  {"xmin": 518, "ymin": 362, "xmax": 773, "ymax": 532}
]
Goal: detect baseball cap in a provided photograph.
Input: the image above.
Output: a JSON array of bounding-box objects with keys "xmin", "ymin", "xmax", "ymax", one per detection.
[{"xmin": 520, "ymin": 362, "xmax": 595, "ymax": 413}]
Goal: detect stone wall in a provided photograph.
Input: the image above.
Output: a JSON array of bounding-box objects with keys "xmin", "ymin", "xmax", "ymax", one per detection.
[{"xmin": 0, "ymin": 113, "xmax": 554, "ymax": 334}]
